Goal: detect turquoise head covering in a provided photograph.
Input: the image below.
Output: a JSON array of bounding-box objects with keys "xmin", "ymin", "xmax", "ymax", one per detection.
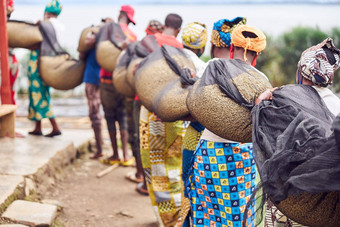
[
  {"xmin": 211, "ymin": 17, "xmax": 247, "ymax": 48},
  {"xmin": 44, "ymin": 0, "xmax": 62, "ymax": 16}
]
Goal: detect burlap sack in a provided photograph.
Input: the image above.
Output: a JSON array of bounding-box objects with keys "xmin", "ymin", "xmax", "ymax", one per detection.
[
  {"xmin": 96, "ymin": 23, "xmax": 126, "ymax": 72},
  {"xmin": 276, "ymin": 192, "xmax": 340, "ymax": 227},
  {"xmin": 113, "ymin": 50, "xmax": 135, "ymax": 98},
  {"xmin": 135, "ymin": 45, "xmax": 195, "ymax": 121},
  {"xmin": 127, "ymin": 57, "xmax": 143, "ymax": 88},
  {"xmin": 96, "ymin": 40, "xmax": 121, "ymax": 72},
  {"xmin": 38, "ymin": 22, "xmax": 84, "ymax": 90},
  {"xmin": 187, "ymin": 59, "xmax": 272, "ymax": 142},
  {"xmin": 39, "ymin": 55, "xmax": 85, "ymax": 90},
  {"xmin": 77, "ymin": 26, "xmax": 100, "ymax": 53},
  {"xmin": 7, "ymin": 20, "xmax": 42, "ymax": 50}
]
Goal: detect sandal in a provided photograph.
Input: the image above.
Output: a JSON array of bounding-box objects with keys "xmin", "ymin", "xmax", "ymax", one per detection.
[
  {"xmin": 90, "ymin": 153, "xmax": 104, "ymax": 159},
  {"xmin": 136, "ymin": 182, "xmax": 149, "ymax": 196},
  {"xmin": 44, "ymin": 131, "xmax": 62, "ymax": 137},
  {"xmin": 28, "ymin": 131, "xmax": 43, "ymax": 136},
  {"xmin": 100, "ymin": 158, "xmax": 121, "ymax": 165},
  {"xmin": 121, "ymin": 158, "xmax": 135, "ymax": 167},
  {"xmin": 125, "ymin": 172, "xmax": 143, "ymax": 183}
]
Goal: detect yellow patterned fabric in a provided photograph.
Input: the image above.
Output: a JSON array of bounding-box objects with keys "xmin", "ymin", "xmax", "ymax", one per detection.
[
  {"xmin": 140, "ymin": 105, "xmax": 187, "ymax": 227},
  {"xmin": 182, "ymin": 22, "xmax": 208, "ymax": 49}
]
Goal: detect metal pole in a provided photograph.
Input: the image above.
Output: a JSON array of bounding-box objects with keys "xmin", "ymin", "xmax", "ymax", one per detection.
[{"xmin": 0, "ymin": 0, "xmax": 13, "ymax": 104}]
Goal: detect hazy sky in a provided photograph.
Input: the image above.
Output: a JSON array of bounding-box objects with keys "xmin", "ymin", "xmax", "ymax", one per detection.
[{"xmin": 14, "ymin": 0, "xmax": 340, "ymax": 5}]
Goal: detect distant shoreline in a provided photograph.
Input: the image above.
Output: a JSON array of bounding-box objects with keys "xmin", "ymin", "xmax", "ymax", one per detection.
[{"xmin": 14, "ymin": 2, "xmax": 340, "ymax": 6}]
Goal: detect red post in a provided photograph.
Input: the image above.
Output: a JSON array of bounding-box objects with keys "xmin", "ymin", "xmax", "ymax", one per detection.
[{"xmin": 0, "ymin": 0, "xmax": 13, "ymax": 104}]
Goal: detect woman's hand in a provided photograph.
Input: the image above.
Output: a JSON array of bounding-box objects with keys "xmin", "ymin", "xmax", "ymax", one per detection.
[
  {"xmin": 184, "ymin": 67, "xmax": 196, "ymax": 78},
  {"xmin": 85, "ymin": 31, "xmax": 96, "ymax": 46},
  {"xmin": 255, "ymin": 87, "xmax": 278, "ymax": 105},
  {"xmin": 120, "ymin": 38, "xmax": 131, "ymax": 50}
]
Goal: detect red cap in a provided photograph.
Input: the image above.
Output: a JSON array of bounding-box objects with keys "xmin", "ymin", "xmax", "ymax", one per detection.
[
  {"xmin": 120, "ymin": 5, "xmax": 135, "ymax": 25},
  {"xmin": 7, "ymin": 0, "xmax": 14, "ymax": 7}
]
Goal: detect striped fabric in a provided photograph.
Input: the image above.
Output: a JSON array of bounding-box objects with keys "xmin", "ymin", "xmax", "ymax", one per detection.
[{"xmin": 140, "ymin": 105, "xmax": 187, "ymax": 227}]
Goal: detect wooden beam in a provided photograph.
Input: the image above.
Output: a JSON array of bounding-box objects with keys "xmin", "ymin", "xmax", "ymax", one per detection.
[{"xmin": 0, "ymin": 0, "xmax": 13, "ymax": 105}]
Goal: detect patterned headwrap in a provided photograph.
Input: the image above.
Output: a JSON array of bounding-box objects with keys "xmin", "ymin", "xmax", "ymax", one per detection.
[
  {"xmin": 231, "ymin": 25, "xmax": 266, "ymax": 61},
  {"xmin": 145, "ymin": 20, "xmax": 163, "ymax": 35},
  {"xmin": 211, "ymin": 17, "xmax": 247, "ymax": 48},
  {"xmin": 182, "ymin": 22, "xmax": 208, "ymax": 49},
  {"xmin": 298, "ymin": 38, "xmax": 340, "ymax": 87},
  {"xmin": 44, "ymin": 0, "xmax": 62, "ymax": 16}
]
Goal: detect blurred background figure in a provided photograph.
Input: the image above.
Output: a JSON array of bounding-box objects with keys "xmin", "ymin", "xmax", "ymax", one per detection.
[
  {"xmin": 100, "ymin": 5, "xmax": 137, "ymax": 166},
  {"xmin": 27, "ymin": 0, "xmax": 63, "ymax": 137}
]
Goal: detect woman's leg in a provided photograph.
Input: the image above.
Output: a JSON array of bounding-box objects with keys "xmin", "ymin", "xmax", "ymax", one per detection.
[
  {"xmin": 28, "ymin": 120, "xmax": 42, "ymax": 135},
  {"xmin": 108, "ymin": 130, "xmax": 120, "ymax": 161},
  {"xmin": 45, "ymin": 118, "xmax": 61, "ymax": 137}
]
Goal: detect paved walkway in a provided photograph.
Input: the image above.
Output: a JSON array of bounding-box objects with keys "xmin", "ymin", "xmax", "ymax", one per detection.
[{"xmin": 0, "ymin": 100, "xmax": 94, "ymax": 225}]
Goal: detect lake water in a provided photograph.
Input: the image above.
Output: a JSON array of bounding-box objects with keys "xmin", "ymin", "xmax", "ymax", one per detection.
[{"xmin": 10, "ymin": 3, "xmax": 340, "ymax": 55}]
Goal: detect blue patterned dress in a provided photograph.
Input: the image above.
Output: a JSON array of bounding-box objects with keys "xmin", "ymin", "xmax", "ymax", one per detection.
[{"xmin": 187, "ymin": 140, "xmax": 257, "ymax": 227}]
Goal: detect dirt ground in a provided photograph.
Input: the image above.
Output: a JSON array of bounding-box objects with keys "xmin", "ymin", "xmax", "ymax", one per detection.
[
  {"xmin": 44, "ymin": 148, "xmax": 158, "ymax": 227},
  {"xmin": 14, "ymin": 115, "xmax": 158, "ymax": 227}
]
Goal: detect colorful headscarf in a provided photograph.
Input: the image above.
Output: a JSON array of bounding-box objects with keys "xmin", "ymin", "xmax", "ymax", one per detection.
[
  {"xmin": 298, "ymin": 38, "xmax": 340, "ymax": 87},
  {"xmin": 44, "ymin": 0, "xmax": 62, "ymax": 16},
  {"xmin": 211, "ymin": 17, "xmax": 247, "ymax": 48},
  {"xmin": 231, "ymin": 25, "xmax": 266, "ymax": 61},
  {"xmin": 182, "ymin": 22, "xmax": 208, "ymax": 49},
  {"xmin": 145, "ymin": 20, "xmax": 163, "ymax": 35}
]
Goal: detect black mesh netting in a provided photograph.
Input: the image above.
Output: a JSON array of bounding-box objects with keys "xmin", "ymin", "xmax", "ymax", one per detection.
[
  {"xmin": 204, "ymin": 59, "xmax": 261, "ymax": 108},
  {"xmin": 161, "ymin": 46, "xmax": 198, "ymax": 85},
  {"xmin": 116, "ymin": 42, "xmax": 138, "ymax": 69},
  {"xmin": 251, "ymin": 84, "xmax": 340, "ymax": 203},
  {"xmin": 137, "ymin": 45, "xmax": 196, "ymax": 86},
  {"xmin": 135, "ymin": 35, "xmax": 159, "ymax": 58},
  {"xmin": 39, "ymin": 21, "xmax": 68, "ymax": 56},
  {"xmin": 95, "ymin": 22, "xmax": 126, "ymax": 50}
]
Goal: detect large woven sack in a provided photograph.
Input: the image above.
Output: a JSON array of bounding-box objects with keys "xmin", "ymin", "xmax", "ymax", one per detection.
[
  {"xmin": 113, "ymin": 50, "xmax": 135, "ymax": 98},
  {"xmin": 187, "ymin": 59, "xmax": 272, "ymax": 142},
  {"xmin": 96, "ymin": 23, "xmax": 126, "ymax": 72},
  {"xmin": 77, "ymin": 26, "xmax": 100, "ymax": 53},
  {"xmin": 275, "ymin": 192, "xmax": 340, "ymax": 227},
  {"xmin": 7, "ymin": 20, "xmax": 42, "ymax": 50},
  {"xmin": 135, "ymin": 45, "xmax": 195, "ymax": 121},
  {"xmin": 127, "ymin": 57, "xmax": 143, "ymax": 88},
  {"xmin": 39, "ymin": 55, "xmax": 85, "ymax": 90},
  {"xmin": 96, "ymin": 41, "xmax": 121, "ymax": 72}
]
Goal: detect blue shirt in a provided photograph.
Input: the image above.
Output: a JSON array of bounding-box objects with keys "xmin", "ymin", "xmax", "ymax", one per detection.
[{"xmin": 83, "ymin": 49, "xmax": 100, "ymax": 85}]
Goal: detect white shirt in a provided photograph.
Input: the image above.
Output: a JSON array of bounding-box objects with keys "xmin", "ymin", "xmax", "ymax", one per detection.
[
  {"xmin": 183, "ymin": 49, "xmax": 206, "ymax": 78},
  {"xmin": 313, "ymin": 86, "xmax": 340, "ymax": 116}
]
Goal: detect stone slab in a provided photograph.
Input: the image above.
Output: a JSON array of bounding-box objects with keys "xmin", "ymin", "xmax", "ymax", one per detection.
[
  {"xmin": 0, "ymin": 175, "xmax": 23, "ymax": 206},
  {"xmin": 2, "ymin": 200, "xmax": 57, "ymax": 226},
  {"xmin": 0, "ymin": 130, "xmax": 92, "ymax": 176},
  {"xmin": 0, "ymin": 137, "xmax": 73, "ymax": 176},
  {"xmin": 0, "ymin": 225, "xmax": 28, "ymax": 227}
]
